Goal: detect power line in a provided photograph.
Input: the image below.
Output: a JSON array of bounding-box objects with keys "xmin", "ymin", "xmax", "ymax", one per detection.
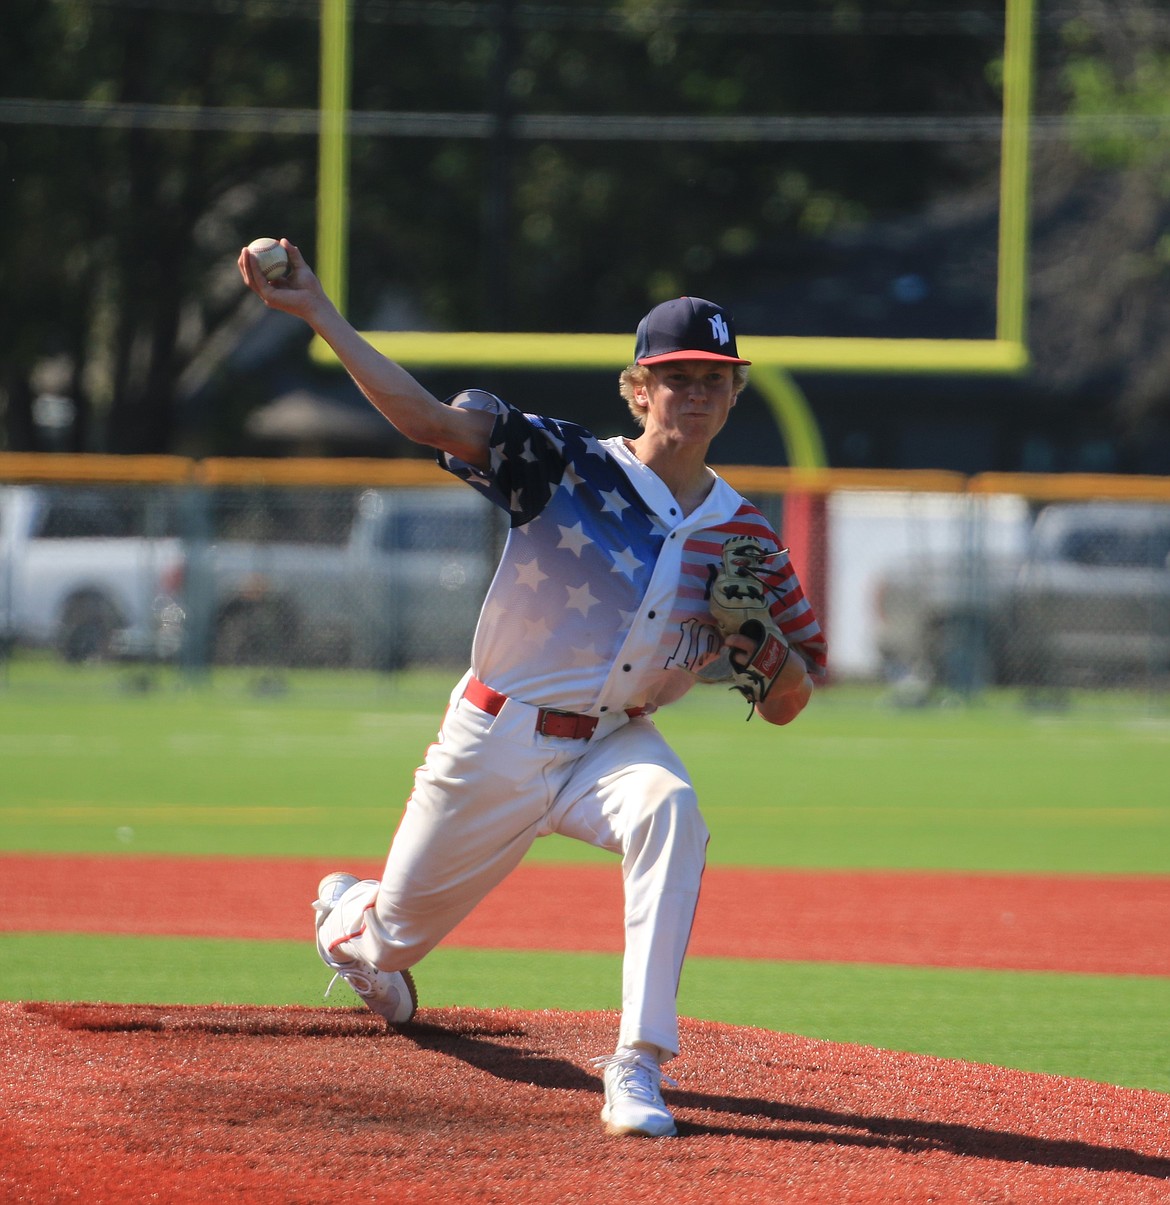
[
  {"xmin": 80, "ymin": 0, "xmax": 1008, "ymax": 36},
  {"xmin": 73, "ymin": 1, "xmax": 1170, "ymax": 37},
  {"xmin": 2, "ymin": 97, "xmax": 1166, "ymax": 142}
]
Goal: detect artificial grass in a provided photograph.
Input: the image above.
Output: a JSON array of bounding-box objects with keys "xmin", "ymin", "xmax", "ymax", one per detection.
[
  {"xmin": 4, "ymin": 663, "xmax": 1169, "ymax": 1097},
  {"xmin": 3, "ymin": 670, "xmax": 1170, "ymax": 872},
  {"xmin": 5, "ymin": 933, "xmax": 1169, "ymax": 1095}
]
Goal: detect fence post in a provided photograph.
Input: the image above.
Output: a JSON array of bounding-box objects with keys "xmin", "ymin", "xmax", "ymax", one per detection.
[
  {"xmin": 178, "ymin": 483, "xmax": 214, "ymax": 679},
  {"xmin": 783, "ymin": 490, "xmax": 829, "ymax": 647}
]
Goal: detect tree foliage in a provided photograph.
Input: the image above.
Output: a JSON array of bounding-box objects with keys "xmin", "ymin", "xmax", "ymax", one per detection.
[
  {"xmin": 10, "ymin": 0, "xmax": 1148, "ymax": 455},
  {"xmin": 1023, "ymin": 1, "xmax": 1170, "ymax": 429},
  {"xmin": 1, "ymin": 0, "xmax": 319, "ymax": 451},
  {"xmin": 342, "ymin": 0, "xmax": 1000, "ymax": 333}
]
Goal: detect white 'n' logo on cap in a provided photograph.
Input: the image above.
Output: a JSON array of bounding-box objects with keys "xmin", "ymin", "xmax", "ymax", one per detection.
[{"xmin": 708, "ymin": 314, "xmax": 730, "ymax": 345}]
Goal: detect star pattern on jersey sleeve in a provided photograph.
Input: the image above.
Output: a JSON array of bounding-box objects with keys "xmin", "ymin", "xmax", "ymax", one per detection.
[
  {"xmin": 514, "ymin": 557, "xmax": 549, "ymax": 590},
  {"xmin": 491, "ymin": 408, "xmax": 568, "ymax": 526},
  {"xmin": 565, "ymin": 582, "xmax": 600, "ymax": 616},
  {"xmin": 560, "ymin": 460, "xmax": 588, "ymax": 494},
  {"xmin": 557, "ymin": 521, "xmax": 591, "ymax": 557},
  {"xmin": 610, "ymin": 544, "xmax": 644, "ymax": 580},
  {"xmin": 521, "ymin": 614, "xmax": 553, "ymax": 646},
  {"xmin": 600, "ymin": 486, "xmax": 631, "ymax": 515}
]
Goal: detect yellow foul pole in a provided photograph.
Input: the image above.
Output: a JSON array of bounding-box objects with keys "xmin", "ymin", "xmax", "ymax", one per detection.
[
  {"xmin": 318, "ymin": 0, "xmax": 352, "ymax": 315},
  {"xmin": 996, "ymin": 0, "xmax": 1036, "ymax": 347}
]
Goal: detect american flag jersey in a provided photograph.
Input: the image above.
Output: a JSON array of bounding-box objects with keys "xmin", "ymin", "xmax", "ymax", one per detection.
[{"xmin": 440, "ymin": 390, "xmax": 827, "ymax": 715}]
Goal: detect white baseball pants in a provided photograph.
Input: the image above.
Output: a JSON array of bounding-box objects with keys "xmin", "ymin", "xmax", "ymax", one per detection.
[{"xmin": 320, "ymin": 671, "xmax": 709, "ymax": 1059}]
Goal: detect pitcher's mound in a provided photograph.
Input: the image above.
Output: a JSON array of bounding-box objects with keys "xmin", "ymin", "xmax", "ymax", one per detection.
[{"xmin": 5, "ymin": 1001, "xmax": 1170, "ymax": 1203}]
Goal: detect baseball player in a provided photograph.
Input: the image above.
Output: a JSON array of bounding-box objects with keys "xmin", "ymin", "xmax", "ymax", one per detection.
[{"xmin": 239, "ymin": 239, "xmax": 827, "ymax": 1138}]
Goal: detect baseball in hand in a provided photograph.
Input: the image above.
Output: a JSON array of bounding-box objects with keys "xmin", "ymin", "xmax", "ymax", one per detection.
[{"xmin": 248, "ymin": 237, "xmax": 290, "ymax": 281}]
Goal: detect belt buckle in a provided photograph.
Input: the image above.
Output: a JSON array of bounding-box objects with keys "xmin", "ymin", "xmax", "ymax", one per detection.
[
  {"xmin": 536, "ymin": 709, "xmax": 595, "ymax": 740},
  {"xmin": 537, "ymin": 708, "xmax": 569, "ymax": 737}
]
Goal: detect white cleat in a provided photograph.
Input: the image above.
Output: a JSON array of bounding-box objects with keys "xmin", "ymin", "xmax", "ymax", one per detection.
[
  {"xmin": 325, "ymin": 960, "xmax": 418, "ymax": 1026},
  {"xmin": 312, "ymin": 872, "xmax": 361, "ymax": 965},
  {"xmin": 594, "ymin": 1048, "xmax": 678, "ymax": 1138},
  {"xmin": 312, "ymin": 872, "xmax": 418, "ymax": 1026}
]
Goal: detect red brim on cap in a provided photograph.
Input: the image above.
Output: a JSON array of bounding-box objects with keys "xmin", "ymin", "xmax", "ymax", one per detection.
[{"xmin": 636, "ymin": 350, "xmax": 752, "ymax": 366}]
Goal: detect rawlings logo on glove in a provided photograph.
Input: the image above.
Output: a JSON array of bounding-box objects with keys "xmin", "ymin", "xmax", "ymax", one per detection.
[{"xmin": 696, "ymin": 537, "xmax": 791, "ymax": 713}]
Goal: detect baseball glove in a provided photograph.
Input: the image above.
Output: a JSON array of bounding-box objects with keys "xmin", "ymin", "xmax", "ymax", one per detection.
[{"xmin": 696, "ymin": 536, "xmax": 791, "ymax": 711}]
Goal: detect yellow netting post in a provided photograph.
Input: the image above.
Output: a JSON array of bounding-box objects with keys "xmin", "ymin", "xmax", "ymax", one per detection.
[
  {"xmin": 997, "ymin": 0, "xmax": 1036, "ymax": 346},
  {"xmin": 749, "ymin": 365, "xmax": 828, "ymax": 470},
  {"xmin": 317, "ymin": 0, "xmax": 351, "ymax": 315}
]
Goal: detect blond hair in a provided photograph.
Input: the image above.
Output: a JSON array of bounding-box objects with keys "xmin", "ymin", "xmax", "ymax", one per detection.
[{"xmin": 618, "ymin": 362, "xmax": 750, "ymax": 429}]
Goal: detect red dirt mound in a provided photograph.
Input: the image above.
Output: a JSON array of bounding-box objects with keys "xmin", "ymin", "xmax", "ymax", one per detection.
[{"xmin": 4, "ymin": 1001, "xmax": 1170, "ymax": 1204}]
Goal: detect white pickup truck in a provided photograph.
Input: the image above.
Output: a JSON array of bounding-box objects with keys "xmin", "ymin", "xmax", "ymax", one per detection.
[
  {"xmin": 183, "ymin": 487, "xmax": 503, "ymax": 669},
  {"xmin": 874, "ymin": 501, "xmax": 1170, "ymax": 690},
  {"xmin": 0, "ymin": 484, "xmax": 185, "ymax": 662},
  {"xmin": 0, "ymin": 482, "xmax": 503, "ymax": 671}
]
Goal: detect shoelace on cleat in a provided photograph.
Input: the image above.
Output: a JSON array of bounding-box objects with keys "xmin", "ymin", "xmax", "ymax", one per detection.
[{"xmin": 590, "ymin": 1051, "xmax": 678, "ymax": 1096}]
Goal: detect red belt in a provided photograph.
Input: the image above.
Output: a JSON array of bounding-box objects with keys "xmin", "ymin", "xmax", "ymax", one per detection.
[{"xmin": 463, "ymin": 676, "xmax": 645, "ymax": 740}]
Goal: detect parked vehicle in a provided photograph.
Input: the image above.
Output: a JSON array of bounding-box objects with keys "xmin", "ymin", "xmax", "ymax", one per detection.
[
  {"xmin": 0, "ymin": 482, "xmax": 502, "ymax": 671},
  {"xmin": 874, "ymin": 502, "xmax": 1170, "ymax": 689},
  {"xmin": 182, "ymin": 487, "xmax": 504, "ymax": 669},
  {"xmin": 0, "ymin": 485, "xmax": 184, "ymax": 662}
]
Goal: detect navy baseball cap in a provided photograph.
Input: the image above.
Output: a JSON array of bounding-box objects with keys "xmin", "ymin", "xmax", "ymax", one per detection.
[{"xmin": 634, "ymin": 296, "xmax": 751, "ymax": 366}]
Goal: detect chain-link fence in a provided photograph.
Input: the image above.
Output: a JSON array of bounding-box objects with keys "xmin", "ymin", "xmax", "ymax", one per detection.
[
  {"xmin": 3, "ymin": 473, "xmax": 1169, "ymax": 698},
  {"xmin": 849, "ymin": 491, "xmax": 1170, "ymax": 697},
  {"xmin": 0, "ymin": 480, "xmax": 505, "ymax": 674},
  {"xmin": 176, "ymin": 484, "xmax": 505, "ymax": 671},
  {"xmin": 0, "ymin": 482, "xmax": 186, "ymax": 664}
]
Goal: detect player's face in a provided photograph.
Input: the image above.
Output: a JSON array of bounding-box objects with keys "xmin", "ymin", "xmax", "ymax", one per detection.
[{"xmin": 638, "ymin": 361, "xmax": 738, "ymax": 446}]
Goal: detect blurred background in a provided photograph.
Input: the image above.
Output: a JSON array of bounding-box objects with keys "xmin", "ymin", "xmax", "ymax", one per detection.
[
  {"xmin": 7, "ymin": 0, "xmax": 1170, "ymax": 468},
  {"xmin": 1, "ymin": 0, "xmax": 1168, "ymax": 700}
]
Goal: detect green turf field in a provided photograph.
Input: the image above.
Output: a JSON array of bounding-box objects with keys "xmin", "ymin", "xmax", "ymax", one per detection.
[{"xmin": 3, "ymin": 660, "xmax": 1169, "ymax": 1091}]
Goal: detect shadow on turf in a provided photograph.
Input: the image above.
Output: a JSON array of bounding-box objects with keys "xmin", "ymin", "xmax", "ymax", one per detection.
[
  {"xmin": 405, "ymin": 1018, "xmax": 600, "ymax": 1092},
  {"xmin": 407, "ymin": 1017, "xmax": 1170, "ymax": 1183},
  {"xmin": 666, "ymin": 1089, "xmax": 1170, "ymax": 1182},
  {"xmin": 38, "ymin": 1004, "xmax": 1170, "ymax": 1183}
]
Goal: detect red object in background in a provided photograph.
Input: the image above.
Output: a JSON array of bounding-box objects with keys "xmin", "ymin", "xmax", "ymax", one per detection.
[{"xmin": 782, "ymin": 490, "xmax": 829, "ymax": 645}]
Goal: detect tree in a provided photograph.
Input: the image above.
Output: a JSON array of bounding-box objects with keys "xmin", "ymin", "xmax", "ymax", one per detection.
[
  {"xmin": 1026, "ymin": 0, "xmax": 1170, "ymax": 430},
  {"xmin": 344, "ymin": 0, "xmax": 1001, "ymax": 333},
  {"xmin": 1, "ymin": 0, "xmax": 1004, "ymax": 453},
  {"xmin": 0, "ymin": 0, "xmax": 319, "ymax": 452}
]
